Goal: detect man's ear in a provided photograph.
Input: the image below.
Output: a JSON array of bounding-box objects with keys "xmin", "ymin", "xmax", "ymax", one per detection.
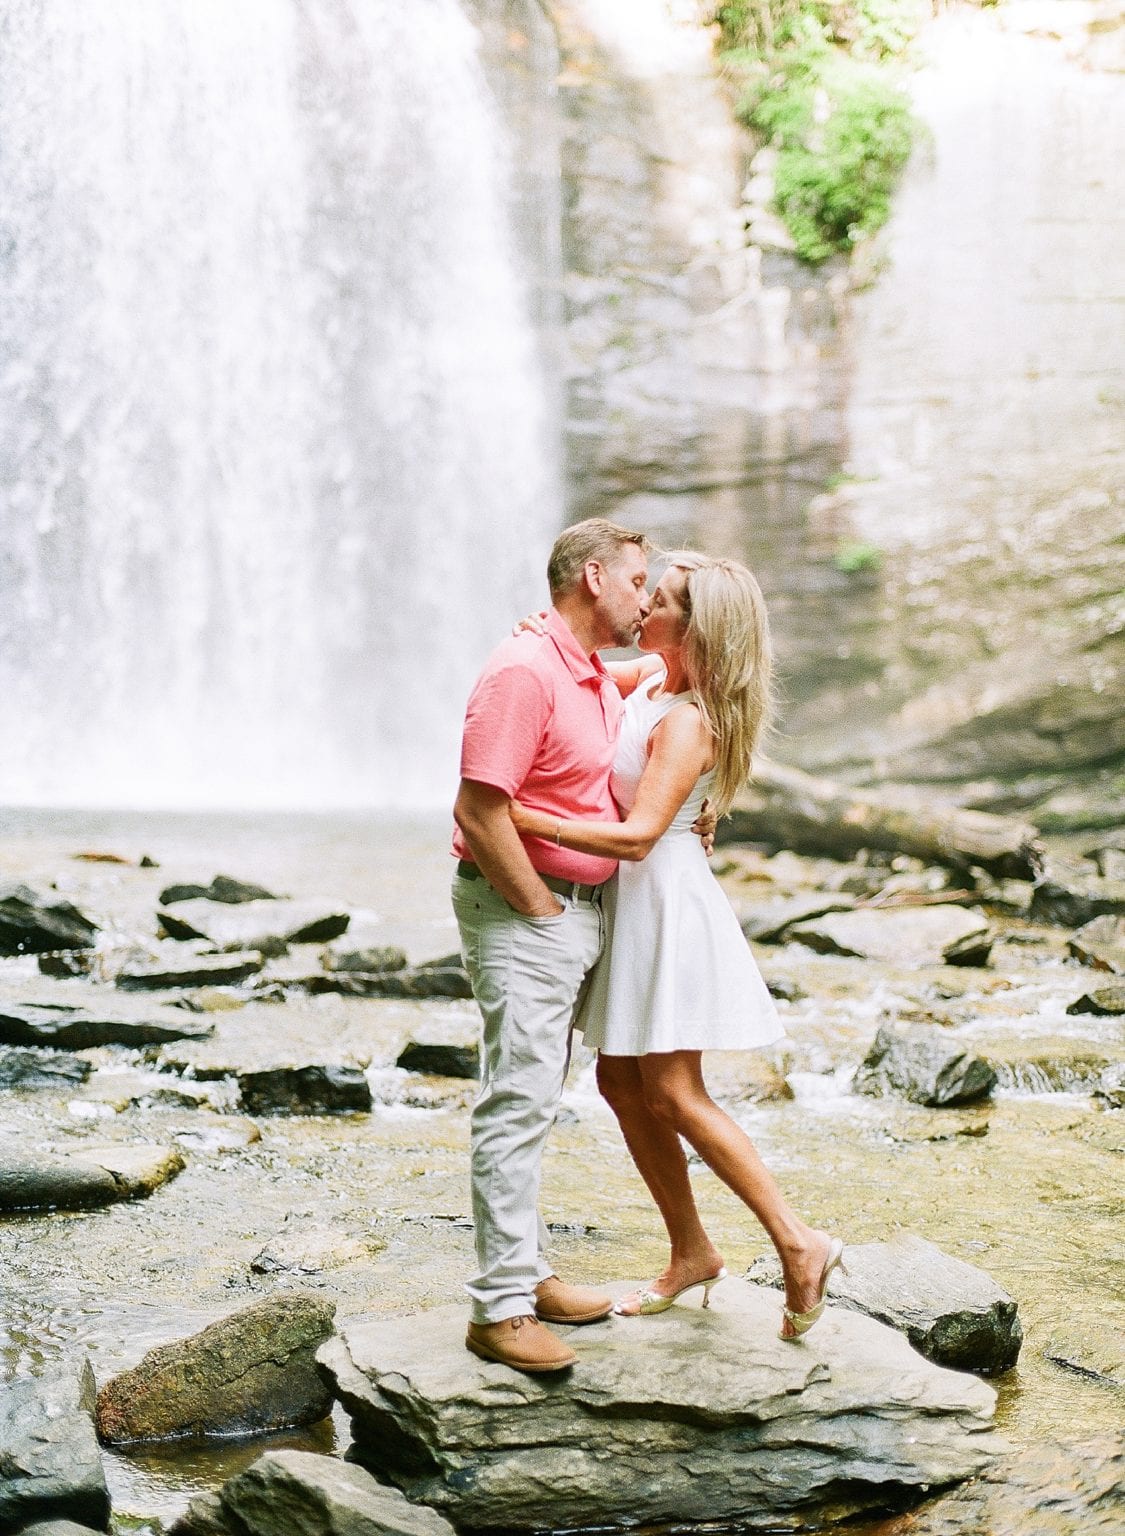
[{"xmin": 582, "ymin": 559, "xmax": 604, "ymax": 596}]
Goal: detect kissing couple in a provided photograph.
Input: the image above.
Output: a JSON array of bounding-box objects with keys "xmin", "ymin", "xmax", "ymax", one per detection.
[{"xmin": 451, "ymin": 518, "xmax": 844, "ymax": 1373}]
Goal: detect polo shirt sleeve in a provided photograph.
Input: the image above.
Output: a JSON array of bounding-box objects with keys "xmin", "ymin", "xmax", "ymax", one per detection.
[{"xmin": 460, "ymin": 661, "xmax": 551, "ymax": 798}]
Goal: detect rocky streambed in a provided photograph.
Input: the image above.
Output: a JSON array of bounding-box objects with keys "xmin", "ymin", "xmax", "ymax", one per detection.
[{"xmin": 0, "ymin": 807, "xmax": 1122, "ymax": 1534}]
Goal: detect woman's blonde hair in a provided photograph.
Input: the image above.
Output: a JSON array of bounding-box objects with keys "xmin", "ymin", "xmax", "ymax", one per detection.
[{"xmin": 664, "ymin": 551, "xmax": 773, "ymax": 815}]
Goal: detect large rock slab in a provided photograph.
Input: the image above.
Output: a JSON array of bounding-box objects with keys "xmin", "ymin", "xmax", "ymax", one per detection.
[
  {"xmin": 319, "ymin": 1282, "xmax": 1002, "ymax": 1532},
  {"xmin": 69, "ymin": 1144, "xmax": 185, "ymax": 1200},
  {"xmin": 159, "ymin": 898, "xmax": 350, "ymax": 952},
  {"xmin": 237, "ymin": 1064, "xmax": 372, "ymax": 1116},
  {"xmin": 787, "ymin": 906, "xmax": 990, "ymax": 965},
  {"xmin": 0, "ymin": 1047, "xmax": 91, "ymax": 1089},
  {"xmin": 1068, "ymin": 914, "xmax": 1125, "ymax": 973},
  {"xmin": 1068, "ymin": 983, "xmax": 1125, "ymax": 1016},
  {"xmin": 746, "ymin": 1235, "xmax": 1022, "ymax": 1374},
  {"xmin": 169, "ymin": 1449, "xmax": 459, "ymax": 1536},
  {"xmin": 0, "ymin": 1362, "xmax": 110, "ymax": 1531},
  {"xmin": 0, "ymin": 884, "xmax": 99, "ymax": 955},
  {"xmin": 0, "ymin": 1000, "xmax": 213, "ymax": 1048},
  {"xmin": 95, "ymin": 1294, "xmax": 336, "ymax": 1444},
  {"xmin": 322, "ymin": 943, "xmax": 407, "ymax": 973},
  {"xmin": 854, "ymin": 1024, "xmax": 997, "ymax": 1106},
  {"xmin": 877, "ymin": 1431, "xmax": 1124, "ymax": 1536}
]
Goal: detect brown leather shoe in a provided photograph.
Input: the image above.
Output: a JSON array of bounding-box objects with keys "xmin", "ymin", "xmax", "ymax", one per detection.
[
  {"xmin": 465, "ymin": 1315, "xmax": 577, "ymax": 1373},
  {"xmin": 534, "ymin": 1274, "xmax": 614, "ymax": 1325}
]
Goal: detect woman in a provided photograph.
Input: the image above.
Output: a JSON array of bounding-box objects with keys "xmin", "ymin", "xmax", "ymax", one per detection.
[{"xmin": 511, "ymin": 552, "xmax": 844, "ymax": 1339}]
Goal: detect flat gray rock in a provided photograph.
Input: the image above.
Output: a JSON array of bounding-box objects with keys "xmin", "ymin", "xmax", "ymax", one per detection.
[
  {"xmin": 96, "ymin": 1294, "xmax": 335, "ymax": 1444},
  {"xmin": 319, "ymin": 1281, "xmax": 1002, "ymax": 1532},
  {"xmin": 0, "ymin": 1000, "xmax": 213, "ymax": 1048},
  {"xmin": 0, "ymin": 1362, "xmax": 110, "ymax": 1532},
  {"xmin": 787, "ymin": 905, "xmax": 990, "ymax": 965},
  {"xmin": 854, "ymin": 1024, "xmax": 997, "ymax": 1106},
  {"xmin": 0, "ymin": 884, "xmax": 99, "ymax": 955},
  {"xmin": 160, "ymin": 874, "xmax": 279, "ymax": 906},
  {"xmin": 1068, "ymin": 914, "xmax": 1125, "ymax": 974},
  {"xmin": 115, "ymin": 951, "xmax": 264, "ymax": 990},
  {"xmin": 0, "ymin": 1145, "xmax": 184, "ymax": 1210},
  {"xmin": 740, "ymin": 893, "xmax": 856, "ymax": 943},
  {"xmin": 159, "ymin": 898, "xmax": 350, "ymax": 951},
  {"xmin": 746, "ymin": 1234, "xmax": 1022, "ymax": 1374},
  {"xmin": 396, "ymin": 1022, "xmax": 479, "ymax": 1080},
  {"xmin": 307, "ymin": 966, "xmax": 471, "ymax": 1000},
  {"xmin": 323, "ymin": 943, "xmax": 407, "ymax": 973},
  {"xmin": 171, "ymin": 1449, "xmax": 458, "ymax": 1536}
]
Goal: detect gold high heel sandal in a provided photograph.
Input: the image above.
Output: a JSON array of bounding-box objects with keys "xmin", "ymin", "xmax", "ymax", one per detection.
[
  {"xmin": 615, "ymin": 1267, "xmax": 728, "ymax": 1317},
  {"xmin": 779, "ymin": 1238, "xmax": 846, "ymax": 1341}
]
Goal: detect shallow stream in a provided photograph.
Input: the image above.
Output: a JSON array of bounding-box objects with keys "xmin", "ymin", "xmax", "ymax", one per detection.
[{"xmin": 1, "ymin": 809, "xmax": 1122, "ymax": 1531}]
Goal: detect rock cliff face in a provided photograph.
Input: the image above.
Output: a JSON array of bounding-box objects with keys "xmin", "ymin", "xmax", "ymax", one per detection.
[{"xmin": 473, "ymin": 0, "xmax": 1123, "ymax": 819}]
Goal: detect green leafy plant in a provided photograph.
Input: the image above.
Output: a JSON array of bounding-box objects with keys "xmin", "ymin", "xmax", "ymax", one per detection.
[
  {"xmin": 712, "ymin": 1, "xmax": 919, "ymax": 263},
  {"xmin": 833, "ymin": 539, "xmax": 883, "ymax": 573}
]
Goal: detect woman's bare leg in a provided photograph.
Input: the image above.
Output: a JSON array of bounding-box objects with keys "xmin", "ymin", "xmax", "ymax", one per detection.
[
  {"xmin": 637, "ymin": 1052, "xmax": 834, "ymax": 1334},
  {"xmin": 596, "ymin": 1054, "xmax": 723, "ymax": 1308}
]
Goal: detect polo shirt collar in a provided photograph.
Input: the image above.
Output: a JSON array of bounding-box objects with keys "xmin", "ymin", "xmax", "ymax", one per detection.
[{"xmin": 546, "ymin": 608, "xmax": 610, "ymax": 686}]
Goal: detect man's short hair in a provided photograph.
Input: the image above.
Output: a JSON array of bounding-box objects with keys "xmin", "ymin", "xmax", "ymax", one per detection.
[{"xmin": 547, "ymin": 518, "xmax": 651, "ymax": 600}]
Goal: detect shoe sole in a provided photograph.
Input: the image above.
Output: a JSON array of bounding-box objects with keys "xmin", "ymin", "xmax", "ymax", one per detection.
[
  {"xmin": 465, "ymin": 1335, "xmax": 576, "ymax": 1373},
  {"xmin": 534, "ymin": 1302, "xmax": 614, "ymax": 1325}
]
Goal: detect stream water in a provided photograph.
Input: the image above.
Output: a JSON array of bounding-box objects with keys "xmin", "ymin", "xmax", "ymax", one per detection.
[{"xmin": 1, "ymin": 809, "xmax": 1122, "ymax": 1532}]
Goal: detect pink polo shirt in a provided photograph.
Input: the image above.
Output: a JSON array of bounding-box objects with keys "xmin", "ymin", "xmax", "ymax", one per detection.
[{"xmin": 453, "ymin": 609, "xmax": 623, "ymax": 885}]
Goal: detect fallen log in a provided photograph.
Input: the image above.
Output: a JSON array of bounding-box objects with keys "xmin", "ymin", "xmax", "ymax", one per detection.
[{"xmin": 719, "ymin": 761, "xmax": 1044, "ymax": 881}]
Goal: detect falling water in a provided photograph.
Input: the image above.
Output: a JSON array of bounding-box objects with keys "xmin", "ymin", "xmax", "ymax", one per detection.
[{"xmin": 0, "ymin": 0, "xmax": 560, "ymax": 809}]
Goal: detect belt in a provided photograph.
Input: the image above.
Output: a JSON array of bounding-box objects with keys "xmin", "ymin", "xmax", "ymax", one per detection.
[{"xmin": 456, "ymin": 859, "xmax": 604, "ymax": 905}]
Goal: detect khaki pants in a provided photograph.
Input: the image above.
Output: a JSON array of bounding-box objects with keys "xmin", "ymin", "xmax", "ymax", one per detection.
[{"xmin": 452, "ymin": 871, "xmax": 604, "ymax": 1324}]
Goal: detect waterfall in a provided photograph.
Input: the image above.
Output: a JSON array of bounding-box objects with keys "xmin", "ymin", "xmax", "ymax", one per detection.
[{"xmin": 0, "ymin": 0, "xmax": 560, "ymax": 809}]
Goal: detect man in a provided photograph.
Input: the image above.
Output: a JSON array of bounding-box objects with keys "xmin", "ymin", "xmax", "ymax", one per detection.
[{"xmin": 452, "ymin": 518, "xmax": 651, "ymax": 1373}]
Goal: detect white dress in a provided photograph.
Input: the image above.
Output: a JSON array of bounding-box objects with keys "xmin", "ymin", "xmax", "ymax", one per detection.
[{"xmin": 578, "ymin": 671, "xmax": 784, "ymax": 1055}]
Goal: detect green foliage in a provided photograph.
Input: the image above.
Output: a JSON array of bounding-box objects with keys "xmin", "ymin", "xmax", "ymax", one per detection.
[
  {"xmin": 833, "ymin": 539, "xmax": 883, "ymax": 573},
  {"xmin": 712, "ymin": 0, "xmax": 919, "ymax": 263}
]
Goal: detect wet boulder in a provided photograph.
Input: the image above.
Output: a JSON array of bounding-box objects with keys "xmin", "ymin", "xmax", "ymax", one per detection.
[
  {"xmin": 0, "ymin": 1046, "xmax": 91, "ymax": 1089},
  {"xmin": 159, "ymin": 874, "xmax": 279, "ymax": 906},
  {"xmin": 854, "ymin": 1024, "xmax": 997, "ymax": 1106},
  {"xmin": 0, "ymin": 884, "xmax": 99, "ymax": 955},
  {"xmin": 159, "ymin": 899, "xmax": 350, "ymax": 952},
  {"xmin": 985, "ymin": 1038, "xmax": 1124, "ymax": 1094},
  {"xmin": 170, "ymin": 1449, "xmax": 459, "ymax": 1536},
  {"xmin": 786, "ymin": 905, "xmax": 991, "ymax": 966},
  {"xmin": 0, "ymin": 999, "xmax": 214, "ymax": 1048},
  {"xmin": 1068, "ymin": 914, "xmax": 1125, "ymax": 974},
  {"xmin": 396, "ymin": 1022, "xmax": 479, "ymax": 1080},
  {"xmin": 1029, "ymin": 856, "xmax": 1125, "ymax": 926},
  {"xmin": 95, "ymin": 1294, "xmax": 336, "ymax": 1445},
  {"xmin": 746, "ymin": 1234, "xmax": 1022, "ymax": 1374},
  {"xmin": 878, "ymin": 1431, "xmax": 1124, "ymax": 1536},
  {"xmin": 14, "ymin": 1521, "xmax": 110, "ymax": 1536},
  {"xmin": 115, "ymin": 949, "xmax": 264, "ymax": 990},
  {"xmin": 69, "ymin": 1144, "xmax": 185, "ymax": 1200},
  {"xmin": 37, "ymin": 950, "xmax": 97, "ymax": 978},
  {"xmin": 0, "ymin": 1362, "xmax": 110, "ymax": 1531},
  {"xmin": 319, "ymin": 1281, "xmax": 1002, "ymax": 1533},
  {"xmin": 237, "ymin": 1064, "xmax": 372, "ymax": 1116}
]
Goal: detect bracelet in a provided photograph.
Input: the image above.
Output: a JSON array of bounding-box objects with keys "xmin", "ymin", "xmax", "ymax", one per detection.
[{"xmin": 554, "ymin": 821, "xmax": 562, "ymax": 847}]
